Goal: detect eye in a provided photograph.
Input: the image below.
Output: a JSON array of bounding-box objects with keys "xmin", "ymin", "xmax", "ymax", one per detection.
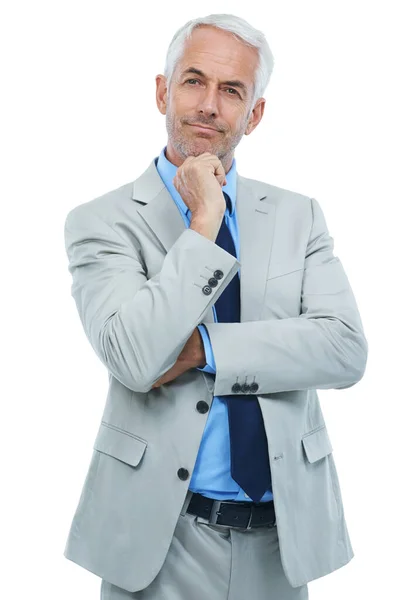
[{"xmin": 185, "ymin": 79, "xmax": 240, "ymax": 97}]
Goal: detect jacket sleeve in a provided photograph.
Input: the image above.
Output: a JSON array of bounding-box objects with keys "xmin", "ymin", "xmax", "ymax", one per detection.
[
  {"xmin": 203, "ymin": 197, "xmax": 368, "ymax": 396},
  {"xmin": 64, "ymin": 205, "xmax": 239, "ymax": 392}
]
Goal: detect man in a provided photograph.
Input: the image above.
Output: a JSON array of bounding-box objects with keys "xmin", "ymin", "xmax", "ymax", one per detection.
[{"xmin": 63, "ymin": 13, "xmax": 368, "ymax": 600}]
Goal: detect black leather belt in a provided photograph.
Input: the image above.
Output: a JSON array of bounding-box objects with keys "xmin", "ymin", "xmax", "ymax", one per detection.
[{"xmin": 186, "ymin": 491, "xmax": 276, "ymax": 529}]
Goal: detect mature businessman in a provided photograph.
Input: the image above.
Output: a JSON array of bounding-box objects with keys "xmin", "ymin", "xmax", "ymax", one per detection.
[{"xmin": 63, "ymin": 12, "xmax": 368, "ymax": 600}]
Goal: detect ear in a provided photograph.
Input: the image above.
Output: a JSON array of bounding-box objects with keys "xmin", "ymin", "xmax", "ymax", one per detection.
[
  {"xmin": 155, "ymin": 74, "xmax": 168, "ymax": 115},
  {"xmin": 245, "ymin": 98, "xmax": 266, "ymax": 135}
]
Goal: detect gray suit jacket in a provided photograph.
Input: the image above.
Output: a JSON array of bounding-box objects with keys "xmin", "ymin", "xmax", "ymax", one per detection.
[{"xmin": 63, "ymin": 157, "xmax": 368, "ymax": 592}]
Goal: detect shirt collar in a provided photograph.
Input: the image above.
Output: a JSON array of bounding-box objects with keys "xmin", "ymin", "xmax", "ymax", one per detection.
[{"xmin": 155, "ymin": 145, "xmax": 237, "ymax": 218}]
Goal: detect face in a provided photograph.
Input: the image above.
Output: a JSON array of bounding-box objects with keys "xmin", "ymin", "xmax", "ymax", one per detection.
[{"xmin": 155, "ymin": 25, "xmax": 266, "ymax": 173}]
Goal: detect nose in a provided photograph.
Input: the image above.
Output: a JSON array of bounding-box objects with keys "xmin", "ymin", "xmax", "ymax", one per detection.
[{"xmin": 197, "ymin": 85, "xmax": 219, "ymax": 119}]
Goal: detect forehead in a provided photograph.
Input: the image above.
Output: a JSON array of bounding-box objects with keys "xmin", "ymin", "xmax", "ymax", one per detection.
[{"xmin": 176, "ymin": 25, "xmax": 258, "ymax": 91}]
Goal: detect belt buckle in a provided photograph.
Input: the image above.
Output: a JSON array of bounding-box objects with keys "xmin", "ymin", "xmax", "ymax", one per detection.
[{"xmin": 209, "ymin": 499, "xmax": 255, "ymax": 530}]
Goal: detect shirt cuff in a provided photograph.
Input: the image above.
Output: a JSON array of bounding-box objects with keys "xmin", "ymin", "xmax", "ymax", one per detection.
[{"xmin": 196, "ymin": 324, "xmax": 216, "ymax": 373}]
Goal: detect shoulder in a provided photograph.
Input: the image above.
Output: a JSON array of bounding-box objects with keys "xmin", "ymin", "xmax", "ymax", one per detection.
[
  {"xmin": 64, "ymin": 179, "xmax": 135, "ymax": 227},
  {"xmin": 238, "ymin": 173, "xmax": 311, "ymax": 209}
]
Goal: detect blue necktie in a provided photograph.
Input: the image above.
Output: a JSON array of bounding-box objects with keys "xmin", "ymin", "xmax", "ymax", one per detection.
[{"xmin": 214, "ymin": 192, "xmax": 272, "ymax": 502}]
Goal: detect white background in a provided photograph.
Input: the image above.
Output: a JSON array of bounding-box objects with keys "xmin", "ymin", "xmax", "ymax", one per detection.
[{"xmin": 1, "ymin": 1, "xmax": 415, "ymax": 598}]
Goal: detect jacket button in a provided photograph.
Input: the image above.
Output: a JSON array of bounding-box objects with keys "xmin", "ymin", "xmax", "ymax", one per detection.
[
  {"xmin": 213, "ymin": 269, "xmax": 224, "ymax": 280},
  {"xmin": 196, "ymin": 400, "xmax": 209, "ymax": 414},
  {"xmin": 250, "ymin": 382, "xmax": 259, "ymax": 393},
  {"xmin": 202, "ymin": 285, "xmax": 212, "ymax": 295},
  {"xmin": 241, "ymin": 383, "xmax": 250, "ymax": 393},
  {"xmin": 232, "ymin": 383, "xmax": 241, "ymax": 393},
  {"xmin": 177, "ymin": 468, "xmax": 189, "ymax": 481},
  {"xmin": 208, "ymin": 277, "xmax": 218, "ymax": 287}
]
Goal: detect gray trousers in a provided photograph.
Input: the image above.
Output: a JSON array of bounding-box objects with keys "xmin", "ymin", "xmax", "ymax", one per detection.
[{"xmin": 100, "ymin": 490, "xmax": 309, "ymax": 600}]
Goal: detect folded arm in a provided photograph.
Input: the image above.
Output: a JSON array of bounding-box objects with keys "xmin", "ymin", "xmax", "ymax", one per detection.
[
  {"xmin": 203, "ymin": 197, "xmax": 368, "ymax": 396},
  {"xmin": 64, "ymin": 206, "xmax": 238, "ymax": 392}
]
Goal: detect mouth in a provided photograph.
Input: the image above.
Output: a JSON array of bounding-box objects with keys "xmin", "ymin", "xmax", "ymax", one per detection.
[{"xmin": 187, "ymin": 123, "xmax": 219, "ymax": 134}]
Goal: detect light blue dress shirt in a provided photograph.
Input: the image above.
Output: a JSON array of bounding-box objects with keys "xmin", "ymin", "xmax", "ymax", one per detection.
[{"xmin": 155, "ymin": 146, "xmax": 272, "ymax": 503}]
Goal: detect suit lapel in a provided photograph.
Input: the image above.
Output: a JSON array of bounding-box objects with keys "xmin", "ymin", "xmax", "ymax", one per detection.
[
  {"xmin": 236, "ymin": 177, "xmax": 275, "ymax": 321},
  {"xmin": 132, "ymin": 158, "xmax": 276, "ymax": 322}
]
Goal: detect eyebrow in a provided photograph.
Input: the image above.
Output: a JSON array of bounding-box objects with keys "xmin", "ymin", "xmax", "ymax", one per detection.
[{"xmin": 180, "ymin": 67, "xmax": 248, "ymax": 97}]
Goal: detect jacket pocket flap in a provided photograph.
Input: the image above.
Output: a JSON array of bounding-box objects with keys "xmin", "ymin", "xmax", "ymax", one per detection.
[
  {"xmin": 93, "ymin": 422, "xmax": 147, "ymax": 466},
  {"xmin": 301, "ymin": 425, "xmax": 333, "ymax": 463}
]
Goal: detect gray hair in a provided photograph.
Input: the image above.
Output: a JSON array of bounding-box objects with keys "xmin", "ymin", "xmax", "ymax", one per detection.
[{"xmin": 163, "ymin": 13, "xmax": 275, "ymax": 115}]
